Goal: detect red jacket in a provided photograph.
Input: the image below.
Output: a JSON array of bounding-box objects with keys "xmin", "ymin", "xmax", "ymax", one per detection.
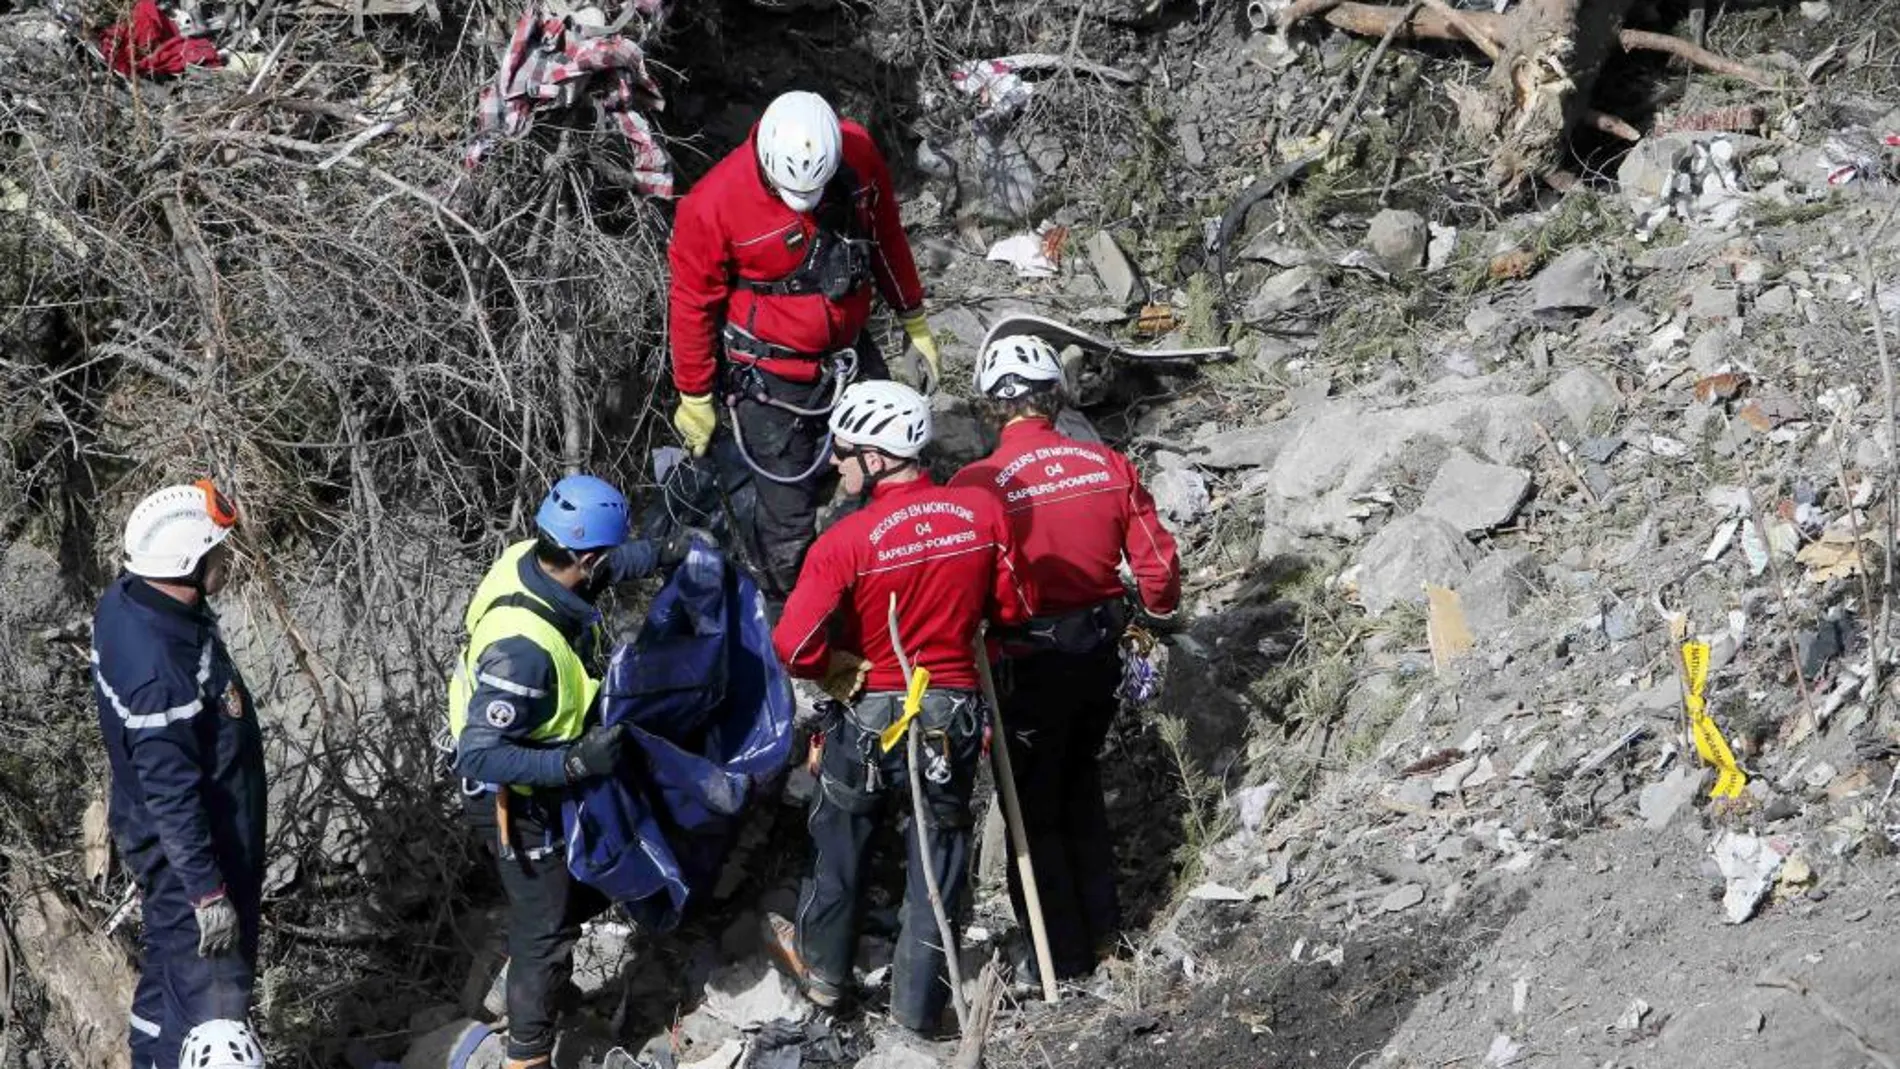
[
  {"xmin": 667, "ymin": 121, "xmax": 925, "ymax": 397},
  {"xmin": 950, "ymin": 417, "xmax": 1181, "ymax": 617},
  {"xmin": 773, "ymin": 476, "xmax": 1034, "ymax": 692}
]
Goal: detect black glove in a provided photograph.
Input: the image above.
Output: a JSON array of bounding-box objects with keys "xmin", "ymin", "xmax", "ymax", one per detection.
[
  {"xmin": 563, "ymin": 723, "xmax": 629, "ymax": 783},
  {"xmin": 1133, "ymin": 607, "xmax": 1184, "ymax": 636},
  {"xmin": 658, "ymin": 526, "xmax": 714, "ymax": 568},
  {"xmin": 193, "ymin": 889, "xmax": 239, "ymax": 957}
]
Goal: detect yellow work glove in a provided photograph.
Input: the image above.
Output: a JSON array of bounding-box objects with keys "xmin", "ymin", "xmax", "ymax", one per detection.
[
  {"xmin": 673, "ymin": 393, "xmax": 717, "ymax": 457},
  {"xmin": 898, "ymin": 313, "xmax": 941, "ymax": 395},
  {"xmin": 819, "ymin": 651, "xmax": 871, "ymax": 703}
]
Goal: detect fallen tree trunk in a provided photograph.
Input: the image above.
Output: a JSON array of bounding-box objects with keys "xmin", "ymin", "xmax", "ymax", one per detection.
[
  {"xmin": 1282, "ymin": 0, "xmax": 1778, "ymax": 192},
  {"xmin": 5, "ymin": 877, "xmax": 137, "ymax": 1069},
  {"xmin": 1453, "ymin": 0, "xmax": 1637, "ymax": 192}
]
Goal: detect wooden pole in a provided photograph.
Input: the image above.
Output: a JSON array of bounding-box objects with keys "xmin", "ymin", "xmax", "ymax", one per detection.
[{"xmin": 971, "ymin": 625, "xmax": 1060, "ymax": 1004}]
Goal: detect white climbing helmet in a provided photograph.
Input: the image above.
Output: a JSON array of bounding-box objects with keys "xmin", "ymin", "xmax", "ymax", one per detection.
[
  {"xmin": 830, "ymin": 380, "xmax": 932, "ymax": 459},
  {"xmin": 123, "ymin": 480, "xmax": 238, "ymax": 580},
  {"xmin": 180, "ymin": 1019, "xmax": 265, "ymax": 1069},
  {"xmin": 756, "ymin": 91, "xmax": 842, "ymax": 213},
  {"xmin": 975, "ymin": 334, "xmax": 1064, "ymax": 399}
]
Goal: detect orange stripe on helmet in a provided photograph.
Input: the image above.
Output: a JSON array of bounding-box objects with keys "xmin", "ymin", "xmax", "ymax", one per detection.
[{"xmin": 194, "ymin": 479, "xmax": 238, "ymax": 528}]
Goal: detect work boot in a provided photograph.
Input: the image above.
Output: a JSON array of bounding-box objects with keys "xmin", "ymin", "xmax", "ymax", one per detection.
[
  {"xmin": 503, "ymin": 1057, "xmax": 551, "ymax": 1069},
  {"xmin": 760, "ymin": 912, "xmax": 843, "ymax": 1009}
]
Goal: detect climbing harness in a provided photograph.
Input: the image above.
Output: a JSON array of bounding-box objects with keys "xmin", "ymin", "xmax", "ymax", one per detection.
[{"xmin": 722, "ymin": 341, "xmax": 859, "ymax": 486}]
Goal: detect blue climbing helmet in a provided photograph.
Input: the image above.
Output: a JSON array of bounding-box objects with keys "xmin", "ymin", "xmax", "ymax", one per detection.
[{"xmin": 536, "ymin": 474, "xmax": 630, "ymax": 552}]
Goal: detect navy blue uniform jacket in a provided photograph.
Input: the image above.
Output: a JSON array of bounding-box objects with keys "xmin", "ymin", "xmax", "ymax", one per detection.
[{"xmin": 93, "ymin": 575, "xmax": 266, "ymax": 904}]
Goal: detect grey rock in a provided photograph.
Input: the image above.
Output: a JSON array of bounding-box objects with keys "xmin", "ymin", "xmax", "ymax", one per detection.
[
  {"xmin": 403, "ymin": 1020, "xmax": 504, "ymax": 1069},
  {"xmin": 1287, "ymin": 376, "xmax": 1333, "ymax": 407},
  {"xmin": 1252, "ymin": 335, "xmax": 1319, "ymax": 374},
  {"xmin": 927, "ymin": 305, "xmax": 987, "ymax": 364},
  {"xmin": 1578, "ymin": 436, "xmax": 1624, "ymax": 463},
  {"xmin": 1688, "ymin": 331, "xmax": 1728, "ymax": 374},
  {"xmin": 1526, "ymin": 332, "xmax": 1551, "ymax": 371},
  {"xmin": 1456, "ymin": 549, "xmax": 1542, "ymax": 633},
  {"xmin": 925, "ymin": 392, "xmax": 992, "ymax": 466},
  {"xmin": 851, "ymin": 1036, "xmax": 941, "ymax": 1069},
  {"xmin": 1150, "ymin": 466, "xmax": 1211, "ymax": 526},
  {"xmin": 1180, "ymin": 121, "xmax": 1207, "ymax": 166},
  {"xmin": 1245, "ymin": 265, "xmax": 1323, "ymax": 319},
  {"xmin": 1464, "ymin": 301, "xmax": 1509, "ymax": 337},
  {"xmin": 1199, "ymin": 384, "xmax": 1566, "ymax": 542},
  {"xmin": 701, "ymin": 961, "xmax": 812, "ymax": 1029},
  {"xmin": 1239, "ymin": 236, "xmax": 1321, "ymax": 267},
  {"xmin": 572, "ymin": 920, "xmax": 636, "ymax": 995},
  {"xmin": 1541, "ymin": 368, "xmax": 1620, "ymax": 435},
  {"xmin": 1531, "ymin": 248, "xmax": 1608, "ymax": 313},
  {"xmin": 1617, "ymin": 137, "xmax": 1697, "ymax": 205},
  {"xmin": 1381, "ymin": 883, "xmax": 1427, "ymax": 912},
  {"xmin": 1690, "ymin": 283, "xmax": 1740, "ymax": 321},
  {"xmin": 1418, "ymin": 450, "xmax": 1532, "ymax": 534},
  {"xmin": 1086, "ymin": 231, "xmax": 1144, "ymax": 307},
  {"xmin": 1757, "ymin": 285, "xmax": 1796, "ymax": 316},
  {"xmin": 1367, "ymin": 209, "xmax": 1429, "ymax": 274},
  {"xmin": 913, "ymin": 138, "xmax": 956, "ymax": 181},
  {"xmin": 1440, "ymin": 346, "xmax": 1483, "ymax": 379},
  {"xmin": 407, "ymin": 1003, "xmax": 463, "ymax": 1038},
  {"xmin": 1395, "ymin": 776, "xmax": 1436, "ymax": 809},
  {"xmin": 1028, "ymin": 133, "xmax": 1067, "ymax": 176},
  {"xmin": 1055, "ymin": 406, "xmax": 1106, "ymax": 445},
  {"xmin": 1, "ymin": 540, "xmax": 64, "ymax": 624},
  {"xmin": 1641, "ymin": 766, "xmax": 1705, "ymax": 829},
  {"xmin": 0, "ymin": 540, "xmax": 70, "ymax": 697},
  {"xmin": 1604, "ymin": 602, "xmax": 1641, "ymax": 643},
  {"xmin": 680, "ymin": 1040, "xmax": 747, "ymax": 1069},
  {"xmin": 962, "ymin": 131, "xmax": 1038, "ymax": 222},
  {"xmin": 1355, "ymin": 514, "xmax": 1478, "ymax": 616}
]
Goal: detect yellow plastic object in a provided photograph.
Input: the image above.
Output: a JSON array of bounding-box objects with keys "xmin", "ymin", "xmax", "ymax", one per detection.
[
  {"xmin": 878, "ymin": 666, "xmax": 932, "ymax": 754},
  {"xmin": 1681, "ymin": 641, "xmax": 1746, "ymax": 799}
]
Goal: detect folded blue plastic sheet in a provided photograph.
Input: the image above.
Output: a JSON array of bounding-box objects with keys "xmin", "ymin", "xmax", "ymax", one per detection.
[{"xmin": 564, "ymin": 543, "xmax": 794, "ymax": 929}]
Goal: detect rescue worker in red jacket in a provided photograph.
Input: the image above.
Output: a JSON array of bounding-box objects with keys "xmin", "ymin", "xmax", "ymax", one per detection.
[
  {"xmin": 761, "ymin": 380, "xmax": 1033, "ymax": 1035},
  {"xmin": 950, "ymin": 334, "xmax": 1181, "ymax": 985},
  {"xmin": 667, "ymin": 90, "xmax": 941, "ymax": 603}
]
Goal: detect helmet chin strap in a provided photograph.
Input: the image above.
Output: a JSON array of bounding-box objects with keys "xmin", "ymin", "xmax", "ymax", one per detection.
[{"xmin": 852, "ymin": 451, "xmax": 916, "ymax": 494}]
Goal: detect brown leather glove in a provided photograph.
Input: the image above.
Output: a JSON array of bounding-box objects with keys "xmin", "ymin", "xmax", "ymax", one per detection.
[{"xmin": 819, "ymin": 652, "xmax": 871, "ymax": 703}]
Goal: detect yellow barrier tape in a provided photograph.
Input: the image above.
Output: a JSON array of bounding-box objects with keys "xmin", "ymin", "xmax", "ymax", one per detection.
[
  {"xmin": 1680, "ymin": 641, "xmax": 1746, "ymax": 799},
  {"xmin": 878, "ymin": 666, "xmax": 932, "ymax": 754}
]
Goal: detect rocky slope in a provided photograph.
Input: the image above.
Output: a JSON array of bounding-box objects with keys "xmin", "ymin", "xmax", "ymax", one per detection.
[{"xmin": 10, "ymin": 1, "xmax": 1900, "ymax": 1068}]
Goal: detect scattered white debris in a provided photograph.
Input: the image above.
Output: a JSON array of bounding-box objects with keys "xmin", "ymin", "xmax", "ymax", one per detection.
[
  {"xmin": 1610, "ymin": 998, "xmax": 1652, "ymax": 1033},
  {"xmin": 1712, "ymin": 831, "xmax": 1789, "ymax": 924},
  {"xmin": 1187, "ymin": 882, "xmax": 1250, "ymax": 903},
  {"xmin": 986, "ymin": 232, "xmax": 1058, "ymax": 278},
  {"xmin": 1485, "ymin": 1033, "xmax": 1524, "ymax": 1067}
]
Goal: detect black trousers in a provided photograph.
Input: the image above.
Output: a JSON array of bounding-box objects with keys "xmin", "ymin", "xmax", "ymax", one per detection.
[
  {"xmin": 1000, "ymin": 644, "xmax": 1123, "ymax": 978},
  {"xmin": 466, "ymin": 794, "xmax": 610, "ymax": 1062},
  {"xmin": 721, "ymin": 334, "xmax": 886, "ymax": 601},
  {"xmin": 795, "ymin": 689, "xmax": 981, "ymax": 1034}
]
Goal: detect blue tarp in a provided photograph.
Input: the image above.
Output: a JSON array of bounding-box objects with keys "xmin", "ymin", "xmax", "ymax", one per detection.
[{"xmin": 564, "ymin": 542, "xmax": 794, "ymax": 930}]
